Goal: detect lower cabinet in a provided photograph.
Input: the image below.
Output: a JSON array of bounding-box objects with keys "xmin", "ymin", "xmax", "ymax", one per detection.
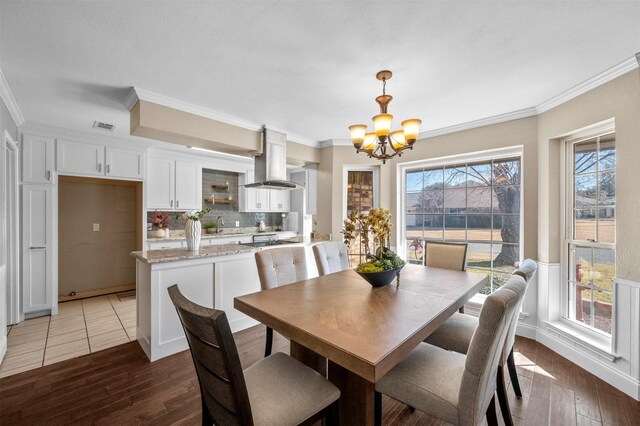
[{"xmin": 22, "ymin": 185, "xmax": 53, "ymax": 313}]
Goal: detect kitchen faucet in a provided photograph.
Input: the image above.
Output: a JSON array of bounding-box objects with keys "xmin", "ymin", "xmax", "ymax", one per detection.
[{"xmin": 216, "ymin": 216, "xmax": 224, "ymax": 233}]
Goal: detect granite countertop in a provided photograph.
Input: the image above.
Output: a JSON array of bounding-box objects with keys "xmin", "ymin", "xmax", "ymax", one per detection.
[
  {"xmin": 147, "ymin": 230, "xmax": 295, "ymax": 242},
  {"xmin": 131, "ymin": 244, "xmax": 257, "ymax": 264}
]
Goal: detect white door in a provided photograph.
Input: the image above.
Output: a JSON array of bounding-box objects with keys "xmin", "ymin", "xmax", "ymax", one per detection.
[
  {"xmin": 56, "ymin": 139, "xmax": 104, "ymax": 176},
  {"xmin": 175, "ymin": 161, "xmax": 201, "ymax": 210},
  {"xmin": 22, "ymin": 135, "xmax": 54, "ymax": 184},
  {"xmin": 22, "ymin": 185, "xmax": 53, "ymax": 313},
  {"xmin": 105, "ymin": 147, "xmax": 144, "ymax": 179},
  {"xmin": 147, "ymin": 157, "xmax": 175, "ymax": 209}
]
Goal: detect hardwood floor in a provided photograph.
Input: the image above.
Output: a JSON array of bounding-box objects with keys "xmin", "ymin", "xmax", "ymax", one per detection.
[{"xmin": 0, "ymin": 326, "xmax": 638, "ymax": 425}]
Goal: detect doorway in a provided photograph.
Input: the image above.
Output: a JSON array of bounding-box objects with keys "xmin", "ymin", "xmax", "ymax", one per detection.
[
  {"xmin": 57, "ymin": 176, "xmax": 142, "ymax": 301},
  {"xmin": 4, "ymin": 130, "xmax": 20, "ymax": 325}
]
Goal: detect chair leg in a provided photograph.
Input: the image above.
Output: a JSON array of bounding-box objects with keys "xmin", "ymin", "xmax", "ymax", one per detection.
[
  {"xmin": 375, "ymin": 391, "xmax": 382, "ymax": 426},
  {"xmin": 497, "ymin": 365, "xmax": 514, "ymax": 426},
  {"xmin": 201, "ymin": 393, "xmax": 213, "ymax": 425},
  {"xmin": 507, "ymin": 347, "xmax": 523, "ymax": 398},
  {"xmin": 486, "ymin": 394, "xmax": 498, "ymax": 426},
  {"xmin": 264, "ymin": 326, "xmax": 273, "ymax": 357}
]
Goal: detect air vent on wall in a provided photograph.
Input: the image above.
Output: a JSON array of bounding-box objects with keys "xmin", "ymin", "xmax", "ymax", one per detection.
[{"xmin": 93, "ymin": 121, "xmax": 115, "ymax": 132}]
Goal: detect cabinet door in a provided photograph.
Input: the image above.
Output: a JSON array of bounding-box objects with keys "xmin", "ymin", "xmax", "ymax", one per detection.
[
  {"xmin": 147, "ymin": 157, "xmax": 175, "ymax": 209},
  {"xmin": 22, "ymin": 185, "xmax": 53, "ymax": 313},
  {"xmin": 175, "ymin": 161, "xmax": 201, "ymax": 210},
  {"xmin": 256, "ymin": 189, "xmax": 269, "ymax": 211},
  {"xmin": 22, "ymin": 135, "xmax": 54, "ymax": 184},
  {"xmin": 269, "ymin": 190, "xmax": 291, "ymax": 212},
  {"xmin": 56, "ymin": 139, "xmax": 104, "ymax": 176},
  {"xmin": 239, "ymin": 170, "xmax": 256, "ymax": 212},
  {"xmin": 105, "ymin": 147, "xmax": 144, "ymax": 179}
]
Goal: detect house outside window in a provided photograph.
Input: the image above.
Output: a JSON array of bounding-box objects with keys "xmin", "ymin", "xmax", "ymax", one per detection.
[
  {"xmin": 403, "ymin": 153, "xmax": 522, "ymax": 295},
  {"xmin": 564, "ymin": 132, "xmax": 615, "ymax": 335}
]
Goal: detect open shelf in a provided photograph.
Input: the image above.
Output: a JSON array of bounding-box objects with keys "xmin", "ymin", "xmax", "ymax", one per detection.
[
  {"xmin": 204, "ymin": 199, "xmax": 235, "ymax": 204},
  {"xmin": 211, "ymin": 184, "xmax": 229, "ymax": 190}
]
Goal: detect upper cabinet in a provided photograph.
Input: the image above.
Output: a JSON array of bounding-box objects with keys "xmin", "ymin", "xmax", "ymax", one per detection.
[
  {"xmin": 22, "ymin": 135, "xmax": 54, "ymax": 184},
  {"xmin": 56, "ymin": 139, "xmax": 144, "ymax": 180},
  {"xmin": 147, "ymin": 157, "xmax": 201, "ymax": 211},
  {"xmin": 239, "ymin": 169, "xmax": 289, "ymax": 213},
  {"xmin": 290, "ymin": 167, "xmax": 317, "ymax": 215},
  {"xmin": 269, "ymin": 189, "xmax": 290, "ymax": 212}
]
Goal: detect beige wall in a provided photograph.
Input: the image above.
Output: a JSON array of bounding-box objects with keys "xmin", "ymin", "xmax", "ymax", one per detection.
[
  {"xmin": 317, "ymin": 117, "xmax": 538, "ymax": 259},
  {"xmin": 58, "ymin": 179, "xmax": 138, "ymax": 296},
  {"xmin": 319, "ymin": 69, "xmax": 639, "ymax": 282},
  {"xmin": 537, "ymin": 69, "xmax": 640, "ymax": 282}
]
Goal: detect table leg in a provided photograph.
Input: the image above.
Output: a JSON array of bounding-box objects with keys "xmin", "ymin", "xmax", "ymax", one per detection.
[
  {"xmin": 290, "ymin": 340, "xmax": 327, "ymax": 377},
  {"xmin": 328, "ymin": 360, "xmax": 375, "ymax": 426}
]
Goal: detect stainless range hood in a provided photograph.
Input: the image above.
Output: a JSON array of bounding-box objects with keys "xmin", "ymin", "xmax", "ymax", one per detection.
[{"xmin": 245, "ymin": 126, "xmax": 301, "ymax": 190}]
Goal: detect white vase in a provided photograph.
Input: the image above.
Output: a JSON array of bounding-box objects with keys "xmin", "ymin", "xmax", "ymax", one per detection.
[{"xmin": 185, "ymin": 219, "xmax": 201, "ymax": 251}]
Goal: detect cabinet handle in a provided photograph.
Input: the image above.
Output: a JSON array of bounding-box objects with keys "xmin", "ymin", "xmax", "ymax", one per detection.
[
  {"xmin": 98, "ymin": 163, "xmax": 102, "ymax": 172},
  {"xmin": 30, "ymin": 246, "xmax": 46, "ymax": 250},
  {"xmin": 107, "ymin": 164, "xmax": 111, "ymax": 174},
  {"xmin": 170, "ymin": 200, "xmax": 174, "ymax": 208},
  {"xmin": 176, "ymin": 200, "xmax": 179, "ymax": 208},
  {"xmin": 47, "ymin": 171, "xmax": 52, "ymax": 181}
]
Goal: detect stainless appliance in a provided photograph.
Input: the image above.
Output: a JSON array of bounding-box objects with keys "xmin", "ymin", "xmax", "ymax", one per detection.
[{"xmin": 244, "ymin": 126, "xmax": 301, "ymax": 190}]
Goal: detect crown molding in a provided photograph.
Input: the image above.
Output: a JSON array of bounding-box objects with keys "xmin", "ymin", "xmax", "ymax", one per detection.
[
  {"xmin": 124, "ymin": 87, "xmax": 319, "ymax": 148},
  {"xmin": 0, "ymin": 65, "xmax": 25, "ymax": 127},
  {"xmin": 536, "ymin": 55, "xmax": 640, "ymax": 114},
  {"xmin": 422, "ymin": 108, "xmax": 539, "ymax": 139}
]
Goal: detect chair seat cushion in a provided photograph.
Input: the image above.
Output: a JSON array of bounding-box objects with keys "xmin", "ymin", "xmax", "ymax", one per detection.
[
  {"xmin": 375, "ymin": 343, "xmax": 466, "ymax": 425},
  {"xmin": 244, "ymin": 352, "xmax": 340, "ymax": 426},
  {"xmin": 424, "ymin": 312, "xmax": 478, "ymax": 355}
]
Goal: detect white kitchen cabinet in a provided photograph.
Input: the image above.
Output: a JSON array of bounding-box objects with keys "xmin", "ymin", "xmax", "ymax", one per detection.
[
  {"xmin": 175, "ymin": 161, "xmax": 201, "ymax": 210},
  {"xmin": 56, "ymin": 140, "xmax": 145, "ymax": 180},
  {"xmin": 105, "ymin": 147, "xmax": 144, "ymax": 179},
  {"xmin": 269, "ymin": 189, "xmax": 290, "ymax": 212},
  {"xmin": 56, "ymin": 139, "xmax": 104, "ymax": 176},
  {"xmin": 22, "ymin": 185, "xmax": 53, "ymax": 313},
  {"xmin": 146, "ymin": 158, "xmax": 201, "ymax": 211},
  {"xmin": 240, "ymin": 169, "xmax": 268, "ymax": 212},
  {"xmin": 22, "ymin": 135, "xmax": 54, "ymax": 184}
]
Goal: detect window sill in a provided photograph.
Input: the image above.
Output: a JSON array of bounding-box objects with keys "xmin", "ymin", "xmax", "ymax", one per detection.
[{"xmin": 543, "ymin": 320, "xmax": 617, "ymax": 362}]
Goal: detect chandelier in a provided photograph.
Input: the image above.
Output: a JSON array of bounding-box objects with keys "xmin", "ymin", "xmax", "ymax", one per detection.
[{"xmin": 348, "ymin": 70, "xmax": 421, "ymax": 164}]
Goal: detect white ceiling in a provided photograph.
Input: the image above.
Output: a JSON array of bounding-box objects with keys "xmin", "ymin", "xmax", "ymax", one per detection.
[{"xmin": 1, "ymin": 1, "xmax": 639, "ymax": 144}]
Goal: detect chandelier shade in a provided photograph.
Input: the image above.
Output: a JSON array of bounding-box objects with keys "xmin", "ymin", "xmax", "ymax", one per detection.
[{"xmin": 348, "ymin": 70, "xmax": 421, "ymax": 163}]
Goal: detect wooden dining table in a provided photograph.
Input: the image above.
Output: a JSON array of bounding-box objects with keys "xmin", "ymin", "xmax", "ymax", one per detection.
[{"xmin": 234, "ymin": 264, "xmax": 488, "ymax": 425}]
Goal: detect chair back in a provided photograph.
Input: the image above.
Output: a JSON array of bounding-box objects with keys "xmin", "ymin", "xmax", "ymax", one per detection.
[
  {"xmin": 425, "ymin": 241, "xmax": 468, "ymax": 271},
  {"xmin": 168, "ymin": 285, "xmax": 253, "ymax": 426},
  {"xmin": 500, "ymin": 259, "xmax": 538, "ymax": 364},
  {"xmin": 457, "ymin": 275, "xmax": 527, "ymax": 426},
  {"xmin": 255, "ymin": 247, "xmax": 308, "ymax": 290},
  {"xmin": 313, "ymin": 242, "xmax": 350, "ymax": 276}
]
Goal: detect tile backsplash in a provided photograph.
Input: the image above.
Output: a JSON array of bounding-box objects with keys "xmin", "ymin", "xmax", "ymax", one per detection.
[{"xmin": 147, "ymin": 169, "xmax": 285, "ymax": 231}]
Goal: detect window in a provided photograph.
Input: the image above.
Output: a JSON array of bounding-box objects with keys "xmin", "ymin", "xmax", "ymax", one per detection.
[
  {"xmin": 344, "ymin": 168, "xmax": 379, "ymax": 267},
  {"xmin": 565, "ymin": 132, "xmax": 615, "ymax": 334},
  {"xmin": 403, "ymin": 156, "xmax": 522, "ymax": 295}
]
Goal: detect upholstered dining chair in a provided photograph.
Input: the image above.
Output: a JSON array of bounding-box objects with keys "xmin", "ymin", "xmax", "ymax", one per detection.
[
  {"xmin": 375, "ymin": 274, "xmax": 527, "ymax": 426},
  {"xmin": 168, "ymin": 285, "xmax": 339, "ymax": 426},
  {"xmin": 255, "ymin": 247, "xmax": 308, "ymax": 357},
  {"xmin": 423, "ymin": 259, "xmax": 537, "ymax": 426},
  {"xmin": 425, "ymin": 241, "xmax": 469, "ymax": 313},
  {"xmin": 313, "ymin": 241, "xmax": 350, "ymax": 276}
]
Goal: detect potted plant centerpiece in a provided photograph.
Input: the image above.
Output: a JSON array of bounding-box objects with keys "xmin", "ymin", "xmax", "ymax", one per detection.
[
  {"xmin": 342, "ymin": 208, "xmax": 405, "ymax": 287},
  {"xmin": 178, "ymin": 208, "xmax": 211, "ymax": 251}
]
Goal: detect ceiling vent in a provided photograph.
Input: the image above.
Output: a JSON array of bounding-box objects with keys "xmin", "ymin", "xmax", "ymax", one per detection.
[{"xmin": 93, "ymin": 121, "xmax": 115, "ymax": 132}]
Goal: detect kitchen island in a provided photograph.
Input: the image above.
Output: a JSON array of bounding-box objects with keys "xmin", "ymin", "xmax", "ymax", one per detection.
[{"xmin": 131, "ymin": 244, "xmax": 262, "ymax": 361}]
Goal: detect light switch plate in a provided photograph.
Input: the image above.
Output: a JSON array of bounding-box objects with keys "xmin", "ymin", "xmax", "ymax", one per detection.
[
  {"xmin": 93, "ymin": 223, "xmax": 100, "ymax": 231},
  {"xmin": 235, "ymin": 221, "xmax": 240, "ymax": 227}
]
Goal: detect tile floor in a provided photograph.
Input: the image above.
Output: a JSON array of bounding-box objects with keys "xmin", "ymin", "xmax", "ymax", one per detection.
[{"xmin": 0, "ymin": 293, "xmax": 136, "ymax": 378}]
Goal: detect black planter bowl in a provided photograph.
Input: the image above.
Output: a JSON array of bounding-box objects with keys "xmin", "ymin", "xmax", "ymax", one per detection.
[{"xmin": 356, "ymin": 266, "xmax": 403, "ymax": 287}]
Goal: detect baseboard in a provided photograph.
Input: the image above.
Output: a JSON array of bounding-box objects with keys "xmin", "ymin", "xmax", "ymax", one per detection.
[
  {"xmin": 516, "ymin": 322, "xmax": 538, "ymax": 339},
  {"xmin": 58, "ymin": 283, "xmax": 136, "ymax": 302},
  {"xmin": 536, "ymin": 326, "xmax": 640, "ymax": 400},
  {"xmin": 0, "ymin": 334, "xmax": 6, "ymax": 365}
]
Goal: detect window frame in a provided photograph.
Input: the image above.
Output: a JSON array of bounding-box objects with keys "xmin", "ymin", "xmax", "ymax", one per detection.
[
  {"xmin": 561, "ymin": 123, "xmax": 616, "ymax": 338},
  {"xmin": 343, "ymin": 165, "xmax": 380, "ymax": 266},
  {"xmin": 397, "ymin": 146, "xmax": 524, "ymax": 297}
]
